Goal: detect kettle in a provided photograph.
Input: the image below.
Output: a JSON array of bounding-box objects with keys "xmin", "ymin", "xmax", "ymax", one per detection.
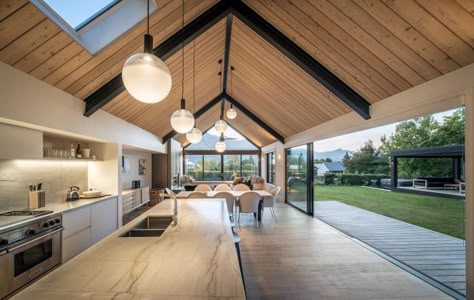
[{"xmin": 66, "ymin": 186, "xmax": 80, "ymax": 201}]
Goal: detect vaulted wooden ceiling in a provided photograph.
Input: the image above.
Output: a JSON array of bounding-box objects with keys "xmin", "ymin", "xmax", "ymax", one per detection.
[{"xmin": 1, "ymin": 0, "xmax": 473, "ymax": 148}]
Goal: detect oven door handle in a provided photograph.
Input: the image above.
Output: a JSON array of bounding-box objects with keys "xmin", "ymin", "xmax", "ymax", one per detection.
[{"xmin": 7, "ymin": 227, "xmax": 63, "ymax": 253}]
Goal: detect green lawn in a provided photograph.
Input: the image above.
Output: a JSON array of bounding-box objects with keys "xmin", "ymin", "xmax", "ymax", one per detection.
[{"xmin": 314, "ymin": 186, "xmax": 465, "ymax": 239}]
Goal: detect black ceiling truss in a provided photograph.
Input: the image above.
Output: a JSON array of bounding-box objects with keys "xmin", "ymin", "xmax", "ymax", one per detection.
[
  {"xmin": 83, "ymin": 0, "xmax": 232, "ymax": 117},
  {"xmin": 84, "ymin": 0, "xmax": 371, "ymax": 139}
]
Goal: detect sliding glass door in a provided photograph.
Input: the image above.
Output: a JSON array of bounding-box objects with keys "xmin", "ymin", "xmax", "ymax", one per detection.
[{"xmin": 286, "ymin": 144, "xmax": 313, "ymax": 215}]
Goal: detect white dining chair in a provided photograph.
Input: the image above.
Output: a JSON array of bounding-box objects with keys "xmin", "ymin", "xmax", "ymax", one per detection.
[
  {"xmin": 195, "ymin": 184, "xmax": 212, "ymax": 192},
  {"xmin": 214, "ymin": 191, "xmax": 236, "ymax": 220},
  {"xmin": 237, "ymin": 191, "xmax": 261, "ymax": 227},
  {"xmin": 187, "ymin": 191, "xmax": 207, "ymax": 199},
  {"xmin": 263, "ymin": 186, "xmax": 281, "ymax": 221},
  {"xmin": 214, "ymin": 183, "xmax": 232, "ymax": 192},
  {"xmin": 233, "ymin": 183, "xmax": 251, "ymax": 192}
]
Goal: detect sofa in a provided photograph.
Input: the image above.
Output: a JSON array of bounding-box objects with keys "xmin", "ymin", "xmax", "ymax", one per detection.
[{"xmin": 413, "ymin": 177, "xmax": 457, "ymax": 189}]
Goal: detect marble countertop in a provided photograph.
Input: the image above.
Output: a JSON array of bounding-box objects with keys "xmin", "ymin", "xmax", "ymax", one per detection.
[
  {"xmin": 14, "ymin": 198, "xmax": 245, "ymax": 300},
  {"xmin": 36, "ymin": 195, "xmax": 118, "ymax": 214}
]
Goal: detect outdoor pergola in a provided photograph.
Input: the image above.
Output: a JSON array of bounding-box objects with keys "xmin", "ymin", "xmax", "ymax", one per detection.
[{"xmin": 391, "ymin": 145, "xmax": 465, "ymax": 199}]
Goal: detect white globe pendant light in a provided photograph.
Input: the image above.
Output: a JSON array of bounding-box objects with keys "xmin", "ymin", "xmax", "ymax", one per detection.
[
  {"xmin": 226, "ymin": 104, "xmax": 237, "ymax": 119},
  {"xmin": 186, "ymin": 127, "xmax": 202, "ymax": 144},
  {"xmin": 215, "ymin": 141, "xmax": 226, "ymax": 153},
  {"xmin": 215, "ymin": 119, "xmax": 228, "ymax": 134},
  {"xmin": 122, "ymin": 1, "xmax": 171, "ymax": 103},
  {"xmin": 171, "ymin": 99, "xmax": 195, "ymax": 134}
]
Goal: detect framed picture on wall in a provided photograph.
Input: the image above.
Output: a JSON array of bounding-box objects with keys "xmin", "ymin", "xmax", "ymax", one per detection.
[
  {"xmin": 139, "ymin": 159, "xmax": 146, "ymax": 175},
  {"xmin": 122, "ymin": 156, "xmax": 130, "ymax": 173}
]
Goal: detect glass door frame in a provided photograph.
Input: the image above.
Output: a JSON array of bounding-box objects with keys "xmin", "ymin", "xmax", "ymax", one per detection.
[{"xmin": 285, "ymin": 143, "xmax": 314, "ymax": 216}]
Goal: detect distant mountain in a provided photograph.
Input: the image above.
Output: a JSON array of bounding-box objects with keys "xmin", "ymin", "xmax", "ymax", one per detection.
[{"xmin": 314, "ymin": 149, "xmax": 353, "ymax": 162}]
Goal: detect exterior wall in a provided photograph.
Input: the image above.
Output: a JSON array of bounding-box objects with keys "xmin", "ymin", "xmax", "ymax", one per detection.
[{"xmin": 465, "ymin": 88, "xmax": 474, "ymax": 299}]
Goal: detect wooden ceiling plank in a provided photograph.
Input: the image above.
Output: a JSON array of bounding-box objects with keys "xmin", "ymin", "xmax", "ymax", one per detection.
[
  {"xmin": 29, "ymin": 42, "xmax": 83, "ymax": 80},
  {"xmin": 354, "ymin": 0, "xmax": 461, "ymax": 74},
  {"xmin": 233, "ymin": 0, "xmax": 371, "ymax": 119},
  {"xmin": 415, "ymin": 0, "xmax": 474, "ymax": 48},
  {"xmin": 41, "ymin": 49, "xmax": 91, "ymax": 86},
  {"xmin": 68, "ymin": 0, "xmax": 215, "ymax": 97},
  {"xmin": 265, "ymin": 0, "xmax": 392, "ymax": 100},
  {"xmin": 292, "ymin": 0, "xmax": 411, "ymax": 92},
  {"xmin": 13, "ymin": 31, "xmax": 71, "ymax": 73},
  {"xmin": 328, "ymin": 0, "xmax": 441, "ymax": 81},
  {"xmin": 233, "ymin": 19, "xmax": 356, "ymax": 116},
  {"xmin": 0, "ymin": 18, "xmax": 60, "ymax": 65},
  {"xmin": 382, "ymin": 0, "xmax": 474, "ymax": 66},
  {"xmin": 0, "ymin": 0, "xmax": 28, "ymax": 22},
  {"xmin": 455, "ymin": 0, "xmax": 474, "ymax": 17},
  {"xmin": 302, "ymin": 0, "xmax": 424, "ymax": 86},
  {"xmin": 0, "ymin": 3, "xmax": 45, "ymax": 50}
]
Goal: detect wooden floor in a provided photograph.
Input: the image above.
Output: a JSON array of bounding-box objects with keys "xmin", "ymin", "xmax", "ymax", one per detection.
[
  {"xmin": 236, "ymin": 201, "xmax": 452, "ymax": 300},
  {"xmin": 315, "ymin": 201, "xmax": 465, "ymax": 297}
]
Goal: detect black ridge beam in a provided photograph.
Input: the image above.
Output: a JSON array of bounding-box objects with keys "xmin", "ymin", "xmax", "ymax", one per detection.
[
  {"xmin": 162, "ymin": 92, "xmax": 224, "ymax": 144},
  {"xmin": 224, "ymin": 92, "xmax": 285, "ymax": 144},
  {"xmin": 221, "ymin": 14, "xmax": 233, "ymax": 119},
  {"xmin": 230, "ymin": 1, "xmax": 371, "ymax": 120},
  {"xmin": 84, "ymin": 0, "xmax": 232, "ymax": 117}
]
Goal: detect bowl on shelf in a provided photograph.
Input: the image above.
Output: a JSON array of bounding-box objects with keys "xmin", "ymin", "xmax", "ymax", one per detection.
[{"xmin": 82, "ymin": 190, "xmax": 102, "ymax": 198}]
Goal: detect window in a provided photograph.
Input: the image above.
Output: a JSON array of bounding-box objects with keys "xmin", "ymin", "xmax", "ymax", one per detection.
[
  {"xmin": 185, "ymin": 155, "xmax": 203, "ymax": 181},
  {"xmin": 186, "ymin": 126, "xmax": 258, "ymax": 151},
  {"xmin": 43, "ymin": 0, "xmax": 122, "ymax": 31},
  {"xmin": 266, "ymin": 152, "xmax": 276, "ymax": 184},
  {"xmin": 241, "ymin": 155, "xmax": 259, "ymax": 178},
  {"xmin": 184, "ymin": 154, "xmax": 261, "ymax": 180},
  {"xmin": 224, "ymin": 155, "xmax": 240, "ymax": 180},
  {"xmin": 203, "ymin": 155, "xmax": 221, "ymax": 181},
  {"xmin": 31, "ymin": 0, "xmax": 153, "ymax": 54}
]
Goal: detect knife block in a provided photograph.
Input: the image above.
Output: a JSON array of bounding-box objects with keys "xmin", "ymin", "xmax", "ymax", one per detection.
[{"xmin": 28, "ymin": 191, "xmax": 46, "ymax": 209}]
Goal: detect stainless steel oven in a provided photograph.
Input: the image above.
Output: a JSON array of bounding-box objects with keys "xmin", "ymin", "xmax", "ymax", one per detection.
[{"xmin": 0, "ymin": 212, "xmax": 63, "ymax": 299}]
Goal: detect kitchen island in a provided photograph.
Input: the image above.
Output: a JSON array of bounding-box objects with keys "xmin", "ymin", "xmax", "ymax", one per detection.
[{"xmin": 13, "ymin": 198, "xmax": 245, "ymax": 299}]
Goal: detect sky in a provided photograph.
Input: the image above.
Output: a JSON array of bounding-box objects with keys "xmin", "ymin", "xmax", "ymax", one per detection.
[
  {"xmin": 314, "ymin": 108, "xmax": 460, "ymax": 152},
  {"xmin": 44, "ymin": 0, "xmax": 117, "ymax": 29}
]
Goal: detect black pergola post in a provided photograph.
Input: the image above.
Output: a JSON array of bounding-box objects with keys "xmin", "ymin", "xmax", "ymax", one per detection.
[{"xmin": 391, "ymin": 156, "xmax": 398, "ymax": 190}]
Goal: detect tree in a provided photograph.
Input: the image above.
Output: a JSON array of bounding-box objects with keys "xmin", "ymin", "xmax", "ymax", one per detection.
[{"xmin": 344, "ymin": 140, "xmax": 390, "ymax": 175}]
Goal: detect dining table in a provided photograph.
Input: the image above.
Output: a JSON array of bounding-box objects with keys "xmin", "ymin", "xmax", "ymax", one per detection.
[{"xmin": 175, "ymin": 190, "xmax": 272, "ymax": 221}]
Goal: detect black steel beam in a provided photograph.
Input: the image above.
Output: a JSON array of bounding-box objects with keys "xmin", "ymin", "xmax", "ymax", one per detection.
[
  {"xmin": 230, "ymin": 1, "xmax": 371, "ymax": 119},
  {"xmin": 220, "ymin": 14, "xmax": 233, "ymax": 119},
  {"xmin": 162, "ymin": 92, "xmax": 224, "ymax": 144},
  {"xmin": 223, "ymin": 92, "xmax": 285, "ymax": 143},
  {"xmin": 84, "ymin": 0, "xmax": 232, "ymax": 117}
]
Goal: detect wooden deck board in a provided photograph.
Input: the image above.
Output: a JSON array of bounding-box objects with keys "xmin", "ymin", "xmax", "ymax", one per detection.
[
  {"xmin": 315, "ymin": 200, "xmax": 466, "ymax": 297},
  {"xmin": 236, "ymin": 201, "xmax": 452, "ymax": 299}
]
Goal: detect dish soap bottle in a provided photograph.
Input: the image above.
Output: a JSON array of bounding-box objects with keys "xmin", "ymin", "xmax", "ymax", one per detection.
[{"xmin": 76, "ymin": 144, "xmax": 81, "ymax": 158}]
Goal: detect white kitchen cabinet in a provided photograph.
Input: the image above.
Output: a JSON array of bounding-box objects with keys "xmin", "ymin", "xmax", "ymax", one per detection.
[
  {"xmin": 62, "ymin": 197, "xmax": 118, "ymax": 263},
  {"xmin": 141, "ymin": 186, "xmax": 150, "ymax": 204},
  {"xmin": 62, "ymin": 227, "xmax": 91, "ymax": 262},
  {"xmin": 0, "ymin": 123, "xmax": 43, "ymax": 159},
  {"xmin": 122, "ymin": 187, "xmax": 150, "ymax": 216},
  {"xmin": 91, "ymin": 197, "xmax": 118, "ymax": 244},
  {"xmin": 132, "ymin": 189, "xmax": 141, "ymax": 208}
]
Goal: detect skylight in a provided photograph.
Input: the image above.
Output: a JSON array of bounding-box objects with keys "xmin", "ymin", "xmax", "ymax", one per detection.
[{"xmin": 43, "ymin": 0, "xmax": 121, "ymax": 31}]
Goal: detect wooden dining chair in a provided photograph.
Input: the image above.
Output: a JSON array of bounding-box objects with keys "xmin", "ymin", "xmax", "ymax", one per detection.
[
  {"xmin": 237, "ymin": 191, "xmax": 261, "ymax": 227},
  {"xmin": 186, "ymin": 191, "xmax": 207, "ymax": 199},
  {"xmin": 233, "ymin": 183, "xmax": 250, "ymax": 192},
  {"xmin": 214, "ymin": 183, "xmax": 232, "ymax": 192},
  {"xmin": 195, "ymin": 184, "xmax": 212, "ymax": 192}
]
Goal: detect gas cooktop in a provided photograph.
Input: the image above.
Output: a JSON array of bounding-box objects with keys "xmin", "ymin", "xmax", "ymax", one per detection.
[{"xmin": 0, "ymin": 210, "xmax": 53, "ymax": 217}]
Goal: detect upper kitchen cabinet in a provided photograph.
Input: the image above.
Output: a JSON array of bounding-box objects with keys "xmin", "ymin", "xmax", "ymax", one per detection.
[{"xmin": 0, "ymin": 123, "xmax": 43, "ymax": 159}]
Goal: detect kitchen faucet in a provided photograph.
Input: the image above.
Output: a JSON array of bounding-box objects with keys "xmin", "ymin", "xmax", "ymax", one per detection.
[{"xmin": 172, "ymin": 196, "xmax": 178, "ymax": 226}]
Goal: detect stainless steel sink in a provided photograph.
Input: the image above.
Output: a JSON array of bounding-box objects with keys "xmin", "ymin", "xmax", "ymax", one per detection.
[{"xmin": 120, "ymin": 216, "xmax": 173, "ymax": 238}]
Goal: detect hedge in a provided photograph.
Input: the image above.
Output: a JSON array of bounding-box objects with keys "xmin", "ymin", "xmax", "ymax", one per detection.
[{"xmin": 317, "ymin": 173, "xmax": 389, "ymax": 186}]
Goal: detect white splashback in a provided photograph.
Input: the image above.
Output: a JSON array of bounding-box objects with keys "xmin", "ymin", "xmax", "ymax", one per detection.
[{"xmin": 0, "ymin": 160, "xmax": 88, "ymax": 211}]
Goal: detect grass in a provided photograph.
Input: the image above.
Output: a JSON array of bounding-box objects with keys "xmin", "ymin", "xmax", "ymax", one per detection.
[{"xmin": 314, "ymin": 186, "xmax": 465, "ymax": 239}]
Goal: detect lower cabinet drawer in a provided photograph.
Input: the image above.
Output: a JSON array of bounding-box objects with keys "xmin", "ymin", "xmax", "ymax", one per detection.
[
  {"xmin": 62, "ymin": 206, "xmax": 91, "ymax": 239},
  {"xmin": 62, "ymin": 227, "xmax": 91, "ymax": 263}
]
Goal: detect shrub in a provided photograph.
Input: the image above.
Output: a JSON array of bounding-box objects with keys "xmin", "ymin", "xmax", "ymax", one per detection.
[{"xmin": 324, "ymin": 173, "xmax": 336, "ymax": 185}]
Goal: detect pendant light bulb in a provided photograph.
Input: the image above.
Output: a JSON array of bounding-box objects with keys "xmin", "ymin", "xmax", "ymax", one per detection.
[
  {"xmin": 215, "ymin": 119, "xmax": 228, "ymax": 134},
  {"xmin": 226, "ymin": 106, "xmax": 237, "ymax": 119},
  {"xmin": 122, "ymin": 1, "xmax": 171, "ymax": 103},
  {"xmin": 186, "ymin": 127, "xmax": 202, "ymax": 144},
  {"xmin": 215, "ymin": 141, "xmax": 226, "ymax": 153},
  {"xmin": 171, "ymin": 99, "xmax": 195, "ymax": 134}
]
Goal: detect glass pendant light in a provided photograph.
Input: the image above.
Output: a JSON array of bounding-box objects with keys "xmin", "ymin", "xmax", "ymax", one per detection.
[
  {"xmin": 215, "ymin": 119, "xmax": 228, "ymax": 134},
  {"xmin": 186, "ymin": 41, "xmax": 202, "ymax": 144},
  {"xmin": 226, "ymin": 66, "xmax": 237, "ymax": 119},
  {"xmin": 122, "ymin": 0, "xmax": 171, "ymax": 103},
  {"xmin": 215, "ymin": 133, "xmax": 226, "ymax": 153},
  {"xmin": 170, "ymin": 0, "xmax": 194, "ymax": 134}
]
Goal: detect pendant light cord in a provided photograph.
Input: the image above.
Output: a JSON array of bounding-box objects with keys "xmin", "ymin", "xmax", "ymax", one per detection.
[
  {"xmin": 147, "ymin": 0, "xmax": 150, "ymax": 35},
  {"xmin": 230, "ymin": 66, "xmax": 233, "ymax": 108},
  {"xmin": 193, "ymin": 40, "xmax": 197, "ymax": 126},
  {"xmin": 181, "ymin": 0, "xmax": 185, "ymax": 101}
]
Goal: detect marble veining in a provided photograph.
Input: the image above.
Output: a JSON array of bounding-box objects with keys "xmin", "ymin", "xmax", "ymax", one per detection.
[
  {"xmin": 13, "ymin": 199, "xmax": 245, "ymax": 300},
  {"xmin": 36, "ymin": 195, "xmax": 118, "ymax": 214}
]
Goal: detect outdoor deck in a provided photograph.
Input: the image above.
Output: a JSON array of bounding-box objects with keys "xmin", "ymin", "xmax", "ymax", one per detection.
[
  {"xmin": 237, "ymin": 201, "xmax": 452, "ymax": 299},
  {"xmin": 315, "ymin": 201, "xmax": 466, "ymax": 298},
  {"xmin": 398, "ymin": 186, "xmax": 465, "ymax": 198}
]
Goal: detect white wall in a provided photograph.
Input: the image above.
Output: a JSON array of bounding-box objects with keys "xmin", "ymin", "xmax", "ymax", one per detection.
[
  {"xmin": 121, "ymin": 149, "xmax": 152, "ymax": 189},
  {"xmin": 0, "ymin": 62, "xmax": 166, "ymax": 153}
]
